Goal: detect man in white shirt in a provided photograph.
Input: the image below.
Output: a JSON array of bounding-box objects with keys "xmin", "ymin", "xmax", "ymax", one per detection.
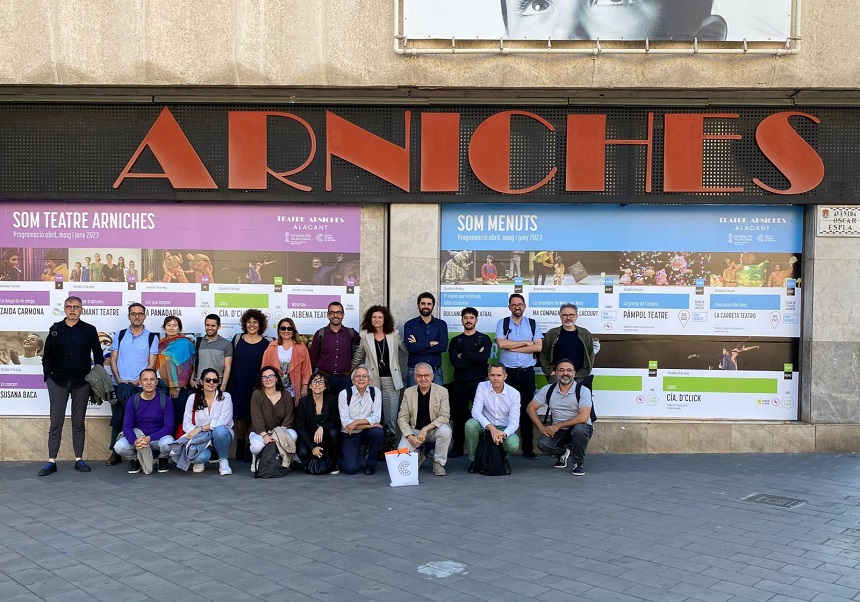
[
  {"xmin": 338, "ymin": 365, "xmax": 384, "ymax": 475},
  {"xmin": 465, "ymin": 363, "xmax": 520, "ymax": 473}
]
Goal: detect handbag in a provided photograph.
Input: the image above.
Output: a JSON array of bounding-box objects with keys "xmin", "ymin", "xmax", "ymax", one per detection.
[
  {"xmin": 305, "ymin": 452, "xmax": 334, "ymax": 475},
  {"xmin": 384, "ymin": 447, "xmax": 419, "ymax": 487},
  {"xmin": 473, "ymin": 430, "xmax": 509, "ymax": 476}
]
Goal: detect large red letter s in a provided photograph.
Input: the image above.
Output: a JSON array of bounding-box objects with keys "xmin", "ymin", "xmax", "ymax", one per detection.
[{"xmin": 753, "ymin": 112, "xmax": 825, "ymax": 195}]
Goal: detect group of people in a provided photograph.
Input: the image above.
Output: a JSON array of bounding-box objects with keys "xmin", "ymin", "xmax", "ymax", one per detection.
[{"xmin": 37, "ymin": 291, "xmax": 597, "ymax": 479}]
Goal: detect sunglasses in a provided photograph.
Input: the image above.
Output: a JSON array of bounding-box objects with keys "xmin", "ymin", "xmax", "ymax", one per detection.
[
  {"xmin": 202, "ymin": 378, "xmax": 219, "ymax": 384},
  {"xmin": 279, "ymin": 326, "xmax": 294, "ymax": 331}
]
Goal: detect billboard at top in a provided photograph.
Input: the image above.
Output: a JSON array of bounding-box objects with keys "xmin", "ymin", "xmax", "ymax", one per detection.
[
  {"xmin": 439, "ymin": 204, "xmax": 802, "ymax": 421},
  {"xmin": 0, "ymin": 202, "xmax": 362, "ymax": 416},
  {"xmin": 404, "ymin": 0, "xmax": 792, "ymax": 42}
]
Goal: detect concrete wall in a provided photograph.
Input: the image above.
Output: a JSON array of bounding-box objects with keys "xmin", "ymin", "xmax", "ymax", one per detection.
[{"xmin": 0, "ymin": 0, "xmax": 855, "ymax": 92}]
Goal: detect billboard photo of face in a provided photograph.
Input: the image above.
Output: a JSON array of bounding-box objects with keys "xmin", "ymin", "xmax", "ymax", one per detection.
[{"xmin": 404, "ymin": 0, "xmax": 792, "ymax": 42}]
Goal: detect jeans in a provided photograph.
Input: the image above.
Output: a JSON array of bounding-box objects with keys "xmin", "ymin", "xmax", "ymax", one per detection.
[
  {"xmin": 378, "ymin": 376, "xmax": 402, "ymax": 434},
  {"xmin": 505, "ymin": 368, "xmax": 537, "ymax": 454},
  {"xmin": 537, "ymin": 423, "xmax": 593, "ymax": 463},
  {"xmin": 114, "ymin": 433, "xmax": 174, "ymax": 459},
  {"xmin": 445, "ymin": 379, "xmax": 482, "ymax": 454},
  {"xmin": 340, "ymin": 427, "xmax": 384, "ymax": 474},
  {"xmin": 406, "ymin": 365, "xmax": 443, "ymax": 387},
  {"xmin": 398, "ymin": 425, "xmax": 452, "ymax": 466},
  {"xmin": 193, "ymin": 426, "xmax": 233, "ymax": 464},
  {"xmin": 464, "ymin": 419, "xmax": 520, "ymax": 461}
]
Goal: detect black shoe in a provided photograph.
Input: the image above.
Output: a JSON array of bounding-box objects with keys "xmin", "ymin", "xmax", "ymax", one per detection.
[
  {"xmin": 74, "ymin": 460, "xmax": 91, "ymax": 472},
  {"xmin": 128, "ymin": 459, "xmax": 140, "ymax": 474},
  {"xmin": 523, "ymin": 450, "xmax": 539, "ymax": 460},
  {"xmin": 468, "ymin": 462, "xmax": 477, "ymax": 474},
  {"xmin": 504, "ymin": 460, "xmax": 512, "ymax": 475},
  {"xmin": 157, "ymin": 458, "xmax": 169, "ymax": 473},
  {"xmin": 572, "ymin": 463, "xmax": 585, "ymax": 476},
  {"xmin": 105, "ymin": 452, "xmax": 122, "ymax": 466},
  {"xmin": 554, "ymin": 449, "xmax": 570, "ymax": 469},
  {"xmin": 364, "ymin": 466, "xmax": 376, "ymax": 475},
  {"xmin": 448, "ymin": 449, "xmax": 463, "ymax": 459},
  {"xmin": 37, "ymin": 462, "xmax": 57, "ymax": 476}
]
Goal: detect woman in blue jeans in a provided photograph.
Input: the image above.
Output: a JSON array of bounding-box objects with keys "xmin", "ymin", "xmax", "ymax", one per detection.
[{"xmin": 183, "ymin": 368, "xmax": 234, "ymax": 475}]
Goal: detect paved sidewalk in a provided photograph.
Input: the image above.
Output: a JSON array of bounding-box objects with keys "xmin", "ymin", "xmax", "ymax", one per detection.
[{"xmin": 2, "ymin": 453, "xmax": 860, "ymax": 601}]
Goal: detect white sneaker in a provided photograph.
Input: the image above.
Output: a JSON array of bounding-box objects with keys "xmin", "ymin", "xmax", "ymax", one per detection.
[
  {"xmin": 192, "ymin": 463, "xmax": 205, "ymax": 473},
  {"xmin": 219, "ymin": 459, "xmax": 232, "ymax": 475}
]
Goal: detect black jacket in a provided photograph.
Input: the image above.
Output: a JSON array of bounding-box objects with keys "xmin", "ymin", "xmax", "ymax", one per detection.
[
  {"xmin": 295, "ymin": 393, "xmax": 339, "ymax": 452},
  {"xmin": 449, "ymin": 331, "xmax": 492, "ymax": 382},
  {"xmin": 43, "ymin": 319, "xmax": 103, "ymax": 387}
]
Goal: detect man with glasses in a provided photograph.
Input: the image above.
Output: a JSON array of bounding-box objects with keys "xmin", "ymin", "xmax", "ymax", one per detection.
[
  {"xmin": 105, "ymin": 303, "xmax": 159, "ymax": 466},
  {"xmin": 191, "ymin": 313, "xmax": 233, "ymax": 390},
  {"xmin": 398, "ymin": 362, "xmax": 452, "ymax": 476},
  {"xmin": 338, "ymin": 366, "xmax": 383, "ymax": 475},
  {"xmin": 404, "ymin": 292, "xmax": 448, "ymax": 386},
  {"xmin": 526, "ymin": 359, "xmax": 593, "ymax": 476},
  {"xmin": 309, "ymin": 301, "xmax": 360, "ymax": 401},
  {"xmin": 539, "ymin": 303, "xmax": 594, "ymax": 384},
  {"xmin": 38, "ymin": 296, "xmax": 103, "ymax": 476},
  {"xmin": 495, "ymin": 293, "xmax": 543, "ymax": 460}
]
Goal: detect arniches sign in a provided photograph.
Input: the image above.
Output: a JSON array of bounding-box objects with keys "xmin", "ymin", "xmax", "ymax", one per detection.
[{"xmin": 0, "ymin": 103, "xmax": 851, "ymax": 204}]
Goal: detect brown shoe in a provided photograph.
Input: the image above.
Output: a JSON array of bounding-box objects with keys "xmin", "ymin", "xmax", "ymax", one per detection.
[
  {"xmin": 105, "ymin": 452, "xmax": 122, "ymax": 467},
  {"xmin": 432, "ymin": 462, "xmax": 446, "ymax": 476}
]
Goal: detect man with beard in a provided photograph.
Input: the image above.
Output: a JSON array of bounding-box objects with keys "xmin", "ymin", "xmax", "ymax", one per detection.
[
  {"xmin": 495, "ymin": 293, "xmax": 542, "ymax": 459},
  {"xmin": 404, "ymin": 292, "xmax": 448, "ymax": 387},
  {"xmin": 446, "ymin": 307, "xmax": 491, "ymax": 458},
  {"xmin": 525, "ymin": 359, "xmax": 593, "ymax": 476}
]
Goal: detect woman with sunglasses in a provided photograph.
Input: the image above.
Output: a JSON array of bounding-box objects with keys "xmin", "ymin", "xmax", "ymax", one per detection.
[
  {"xmin": 261, "ymin": 318, "xmax": 311, "ymax": 403},
  {"xmin": 249, "ymin": 365, "xmax": 297, "ymax": 471},
  {"xmin": 183, "ymin": 368, "xmax": 234, "ymax": 475},
  {"xmin": 296, "ymin": 373, "xmax": 340, "ymax": 474}
]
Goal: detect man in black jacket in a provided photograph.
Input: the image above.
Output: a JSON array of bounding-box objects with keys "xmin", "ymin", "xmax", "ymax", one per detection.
[
  {"xmin": 39, "ymin": 296, "xmax": 104, "ymax": 476},
  {"xmin": 446, "ymin": 307, "xmax": 491, "ymax": 458}
]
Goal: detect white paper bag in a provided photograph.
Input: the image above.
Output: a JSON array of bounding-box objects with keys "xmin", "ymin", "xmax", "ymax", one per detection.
[{"xmin": 385, "ymin": 448, "xmax": 419, "ymax": 487}]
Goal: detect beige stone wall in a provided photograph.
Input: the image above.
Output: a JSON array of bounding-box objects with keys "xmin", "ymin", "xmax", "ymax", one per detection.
[{"xmin": 0, "ymin": 0, "xmax": 854, "ymax": 92}]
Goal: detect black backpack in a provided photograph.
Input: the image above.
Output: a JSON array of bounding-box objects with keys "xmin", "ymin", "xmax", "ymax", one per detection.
[
  {"xmin": 253, "ymin": 442, "xmax": 290, "ymax": 479},
  {"xmin": 543, "ymin": 374, "xmax": 597, "ymax": 425},
  {"xmin": 473, "ymin": 430, "xmax": 510, "ymax": 476},
  {"xmin": 118, "ymin": 328, "xmax": 159, "ymax": 348}
]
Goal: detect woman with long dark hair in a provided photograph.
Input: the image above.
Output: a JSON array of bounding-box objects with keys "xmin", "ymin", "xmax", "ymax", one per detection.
[
  {"xmin": 183, "ymin": 368, "xmax": 234, "ymax": 475},
  {"xmin": 296, "ymin": 372, "xmax": 340, "ymax": 474},
  {"xmin": 249, "ymin": 365, "xmax": 297, "ymax": 471},
  {"xmin": 261, "ymin": 317, "xmax": 312, "ymax": 402},
  {"xmin": 352, "ymin": 305, "xmax": 406, "ymax": 434}
]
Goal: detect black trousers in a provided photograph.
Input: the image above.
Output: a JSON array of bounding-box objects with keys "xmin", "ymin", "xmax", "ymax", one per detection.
[
  {"xmin": 445, "ymin": 378, "xmax": 482, "ymax": 453},
  {"xmin": 47, "ymin": 377, "xmax": 91, "ymax": 459},
  {"xmin": 504, "ymin": 367, "xmax": 537, "ymax": 454}
]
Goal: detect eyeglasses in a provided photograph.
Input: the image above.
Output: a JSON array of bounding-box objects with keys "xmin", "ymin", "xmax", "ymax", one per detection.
[
  {"xmin": 129, "ymin": 312, "xmax": 145, "ymax": 317},
  {"xmin": 509, "ymin": 303, "xmax": 525, "ymax": 308},
  {"xmin": 328, "ymin": 311, "xmax": 344, "ymax": 316},
  {"xmin": 279, "ymin": 326, "xmax": 294, "ymax": 331},
  {"xmin": 353, "ymin": 374, "xmax": 369, "ymax": 379},
  {"xmin": 561, "ymin": 313, "xmax": 577, "ymax": 318},
  {"xmin": 415, "ymin": 374, "xmax": 432, "ymax": 379},
  {"xmin": 202, "ymin": 378, "xmax": 219, "ymax": 384},
  {"xmin": 310, "ymin": 380, "xmax": 325, "ymax": 386},
  {"xmin": 64, "ymin": 305, "xmax": 82, "ymax": 310},
  {"xmin": 261, "ymin": 374, "xmax": 277, "ymax": 380}
]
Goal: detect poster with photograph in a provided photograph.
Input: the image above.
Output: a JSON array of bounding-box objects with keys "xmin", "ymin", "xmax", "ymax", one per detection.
[
  {"xmin": 404, "ymin": 0, "xmax": 792, "ymax": 42},
  {"xmin": 440, "ymin": 204, "xmax": 802, "ymax": 420},
  {"xmin": 0, "ymin": 202, "xmax": 361, "ymax": 415}
]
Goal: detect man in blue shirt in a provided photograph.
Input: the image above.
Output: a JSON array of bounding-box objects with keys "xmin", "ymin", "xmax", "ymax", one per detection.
[
  {"xmin": 403, "ymin": 292, "xmax": 448, "ymax": 386},
  {"xmin": 105, "ymin": 303, "xmax": 159, "ymax": 466},
  {"xmin": 495, "ymin": 293, "xmax": 543, "ymax": 460}
]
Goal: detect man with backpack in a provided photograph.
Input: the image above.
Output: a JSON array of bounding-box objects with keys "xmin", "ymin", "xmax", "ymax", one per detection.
[
  {"xmin": 495, "ymin": 293, "xmax": 542, "ymax": 460},
  {"xmin": 190, "ymin": 314, "xmax": 233, "ymax": 390},
  {"xmin": 526, "ymin": 359, "xmax": 593, "ymax": 476},
  {"xmin": 309, "ymin": 301, "xmax": 360, "ymax": 401},
  {"xmin": 105, "ymin": 302, "xmax": 159, "ymax": 466},
  {"xmin": 465, "ymin": 363, "xmax": 520, "ymax": 474},
  {"xmin": 539, "ymin": 303, "xmax": 594, "ymax": 384},
  {"xmin": 338, "ymin": 365, "xmax": 384, "ymax": 475},
  {"xmin": 113, "ymin": 369, "xmax": 175, "ymax": 474}
]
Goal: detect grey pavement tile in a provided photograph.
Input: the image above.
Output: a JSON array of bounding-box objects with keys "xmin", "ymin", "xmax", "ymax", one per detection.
[
  {"xmin": 752, "ymin": 579, "xmax": 818, "ymax": 600},
  {"xmin": 669, "ymin": 581, "xmax": 734, "ymax": 602},
  {"xmin": 790, "ymin": 578, "xmax": 859, "ymax": 599},
  {"xmin": 711, "ymin": 580, "xmax": 781, "ymax": 602},
  {"xmin": 740, "ymin": 566, "xmax": 801, "ymax": 586},
  {"xmin": 631, "ymin": 583, "xmax": 691, "ymax": 602},
  {"xmin": 580, "ymin": 586, "xmax": 646, "ymax": 602},
  {"xmin": 43, "ymin": 589, "xmax": 100, "ymax": 602},
  {"xmin": 703, "ymin": 567, "xmax": 764, "ymax": 587}
]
